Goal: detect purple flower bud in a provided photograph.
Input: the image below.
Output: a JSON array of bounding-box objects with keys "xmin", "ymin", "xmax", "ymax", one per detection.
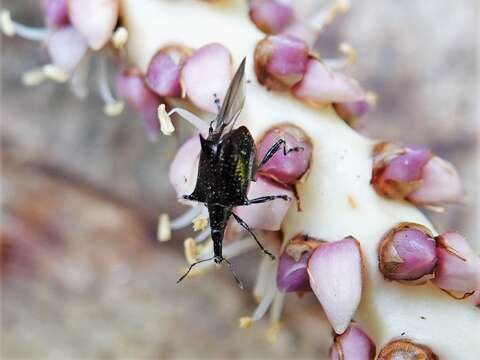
[
  {"xmin": 371, "ymin": 142, "xmax": 432, "ymax": 200},
  {"xmin": 117, "ymin": 68, "xmax": 162, "ymax": 141},
  {"xmin": 41, "ymin": 0, "xmax": 70, "ymax": 29},
  {"xmin": 47, "ymin": 25, "xmax": 88, "ymax": 73},
  {"xmin": 378, "ymin": 339, "xmax": 438, "ymax": 360},
  {"xmin": 378, "ymin": 222, "xmax": 437, "ymax": 283},
  {"xmin": 292, "ymin": 59, "xmax": 365, "ymax": 103},
  {"xmin": 146, "ymin": 45, "xmax": 191, "ymax": 97},
  {"xmin": 330, "ymin": 325, "xmax": 376, "ymax": 360},
  {"xmin": 276, "ymin": 236, "xmax": 318, "ymax": 292},
  {"xmin": 249, "ymin": 0, "xmax": 294, "ymax": 34},
  {"xmin": 256, "ymin": 125, "xmax": 312, "ymax": 185},
  {"xmin": 254, "ymin": 35, "xmax": 309, "ymax": 91}
]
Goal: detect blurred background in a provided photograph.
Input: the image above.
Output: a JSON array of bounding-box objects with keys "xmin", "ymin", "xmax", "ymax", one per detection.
[{"xmin": 1, "ymin": 0, "xmax": 478, "ymax": 358}]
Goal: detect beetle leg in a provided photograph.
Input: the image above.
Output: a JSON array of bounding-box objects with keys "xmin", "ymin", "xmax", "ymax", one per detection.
[
  {"xmin": 244, "ymin": 195, "xmax": 291, "ymax": 204},
  {"xmin": 177, "ymin": 256, "xmax": 215, "ymax": 284},
  {"xmin": 213, "ymin": 93, "xmax": 221, "ymax": 113},
  {"xmin": 230, "ymin": 212, "xmax": 275, "ymax": 260},
  {"xmin": 255, "ymin": 139, "xmax": 303, "ymax": 173},
  {"xmin": 182, "ymin": 194, "xmax": 202, "ymax": 203}
]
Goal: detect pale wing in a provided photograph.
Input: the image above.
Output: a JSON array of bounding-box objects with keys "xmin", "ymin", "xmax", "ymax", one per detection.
[{"xmin": 215, "ymin": 58, "xmax": 246, "ymax": 133}]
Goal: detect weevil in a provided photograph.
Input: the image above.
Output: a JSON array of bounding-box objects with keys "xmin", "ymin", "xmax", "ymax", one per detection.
[{"xmin": 178, "ymin": 58, "xmax": 301, "ymax": 286}]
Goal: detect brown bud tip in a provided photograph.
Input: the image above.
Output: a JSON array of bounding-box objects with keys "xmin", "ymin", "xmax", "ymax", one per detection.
[{"xmin": 377, "ymin": 339, "xmax": 438, "ymax": 360}]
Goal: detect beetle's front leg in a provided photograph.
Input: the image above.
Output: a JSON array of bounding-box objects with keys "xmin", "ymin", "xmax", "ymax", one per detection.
[
  {"xmin": 243, "ymin": 195, "xmax": 291, "ymax": 205},
  {"xmin": 255, "ymin": 139, "xmax": 303, "ymax": 175}
]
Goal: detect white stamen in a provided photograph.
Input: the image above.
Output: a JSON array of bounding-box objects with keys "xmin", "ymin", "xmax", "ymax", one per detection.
[
  {"xmin": 254, "ymin": 256, "xmax": 275, "ymax": 302},
  {"xmin": 324, "ymin": 42, "xmax": 357, "ymax": 70},
  {"xmin": 195, "ymin": 227, "xmax": 211, "ymax": 243},
  {"xmin": 97, "ymin": 54, "xmax": 124, "ymax": 117},
  {"xmin": 252, "ymin": 275, "xmax": 276, "ymax": 321},
  {"xmin": 43, "ymin": 64, "xmax": 69, "ymax": 82},
  {"xmin": 158, "ymin": 104, "xmax": 175, "ymax": 135},
  {"xmin": 157, "ymin": 213, "xmax": 171, "ymax": 241},
  {"xmin": 309, "ymin": 0, "xmax": 351, "ymax": 32},
  {"xmin": 21, "ymin": 67, "xmax": 46, "ymax": 87},
  {"xmin": 70, "ymin": 52, "xmax": 92, "ymax": 99},
  {"xmin": 192, "ymin": 214, "xmax": 208, "ymax": 231},
  {"xmin": 171, "ymin": 206, "xmax": 201, "ymax": 230},
  {"xmin": 166, "ymin": 107, "xmax": 209, "ymax": 134},
  {"xmin": 112, "ymin": 26, "xmax": 128, "ymax": 49},
  {"xmin": 269, "ymin": 291, "xmax": 285, "ymax": 323},
  {"xmin": 1, "ymin": 10, "xmax": 48, "ymax": 40}
]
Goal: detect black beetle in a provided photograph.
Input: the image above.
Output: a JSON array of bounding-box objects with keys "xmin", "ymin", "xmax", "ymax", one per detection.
[{"xmin": 178, "ymin": 58, "xmax": 301, "ymax": 286}]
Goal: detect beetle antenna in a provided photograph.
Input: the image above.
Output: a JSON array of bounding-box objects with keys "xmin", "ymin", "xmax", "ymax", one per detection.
[
  {"xmin": 223, "ymin": 258, "xmax": 244, "ymax": 290},
  {"xmin": 177, "ymin": 256, "xmax": 214, "ymax": 284}
]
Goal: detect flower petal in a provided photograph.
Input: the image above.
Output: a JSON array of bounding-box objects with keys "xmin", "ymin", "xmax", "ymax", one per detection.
[
  {"xmin": 308, "ymin": 236, "xmax": 363, "ymax": 334},
  {"xmin": 67, "ymin": 0, "xmax": 119, "ymax": 50},
  {"xmin": 47, "ymin": 25, "xmax": 87, "ymax": 73},
  {"xmin": 181, "ymin": 43, "xmax": 232, "ymax": 113},
  {"xmin": 169, "ymin": 136, "xmax": 201, "ymax": 198},
  {"xmin": 330, "ymin": 325, "xmax": 376, "ymax": 360}
]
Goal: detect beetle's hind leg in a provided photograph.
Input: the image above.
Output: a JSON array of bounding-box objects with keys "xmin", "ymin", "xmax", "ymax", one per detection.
[
  {"xmin": 231, "ymin": 212, "xmax": 276, "ymax": 261},
  {"xmin": 255, "ymin": 138, "xmax": 303, "ymax": 173}
]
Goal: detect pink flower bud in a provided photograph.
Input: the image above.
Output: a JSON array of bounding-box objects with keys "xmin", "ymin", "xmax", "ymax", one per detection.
[
  {"xmin": 41, "ymin": 0, "xmax": 70, "ymax": 28},
  {"xmin": 256, "ymin": 125, "xmax": 312, "ymax": 185},
  {"xmin": 330, "ymin": 325, "xmax": 376, "ymax": 360},
  {"xmin": 181, "ymin": 43, "xmax": 233, "ymax": 113},
  {"xmin": 117, "ymin": 68, "xmax": 162, "ymax": 141},
  {"xmin": 169, "ymin": 136, "xmax": 201, "ymax": 198},
  {"xmin": 408, "ymin": 156, "xmax": 464, "ymax": 206},
  {"xmin": 276, "ymin": 235, "xmax": 319, "ymax": 293},
  {"xmin": 378, "ymin": 222, "xmax": 437, "ymax": 283},
  {"xmin": 292, "ymin": 59, "xmax": 365, "ymax": 103},
  {"xmin": 432, "ymin": 231, "xmax": 480, "ymax": 298},
  {"xmin": 249, "ymin": 0, "xmax": 294, "ymax": 34},
  {"xmin": 308, "ymin": 236, "xmax": 364, "ymax": 334},
  {"xmin": 371, "ymin": 142, "xmax": 432, "ymax": 200},
  {"xmin": 67, "ymin": 0, "xmax": 119, "ymax": 50},
  {"xmin": 47, "ymin": 26, "xmax": 88, "ymax": 73},
  {"xmin": 377, "ymin": 339, "xmax": 438, "ymax": 360},
  {"xmin": 146, "ymin": 45, "xmax": 192, "ymax": 97},
  {"xmin": 254, "ymin": 35, "xmax": 309, "ymax": 91},
  {"xmin": 234, "ymin": 175, "xmax": 293, "ymax": 231}
]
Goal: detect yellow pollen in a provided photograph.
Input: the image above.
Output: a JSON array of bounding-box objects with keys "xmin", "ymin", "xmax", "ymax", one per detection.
[
  {"xmin": 158, "ymin": 104, "xmax": 175, "ymax": 135},
  {"xmin": 103, "ymin": 101, "xmax": 125, "ymax": 117},
  {"xmin": 366, "ymin": 91, "xmax": 378, "ymax": 106},
  {"xmin": 239, "ymin": 316, "xmax": 253, "ymax": 329},
  {"xmin": 112, "ymin": 26, "xmax": 128, "ymax": 49},
  {"xmin": 184, "ymin": 237, "xmax": 198, "ymax": 264},
  {"xmin": 21, "ymin": 68, "xmax": 46, "ymax": 87},
  {"xmin": 266, "ymin": 322, "xmax": 283, "ymax": 344},
  {"xmin": 157, "ymin": 213, "xmax": 171, "ymax": 241},
  {"xmin": 192, "ymin": 214, "xmax": 208, "ymax": 231},
  {"xmin": 43, "ymin": 64, "xmax": 69, "ymax": 83},
  {"xmin": 339, "ymin": 42, "xmax": 357, "ymax": 66},
  {"xmin": 1, "ymin": 10, "xmax": 15, "ymax": 37}
]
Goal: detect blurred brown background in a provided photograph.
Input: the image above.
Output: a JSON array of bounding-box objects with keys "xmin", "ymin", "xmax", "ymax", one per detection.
[{"xmin": 1, "ymin": 0, "xmax": 478, "ymax": 358}]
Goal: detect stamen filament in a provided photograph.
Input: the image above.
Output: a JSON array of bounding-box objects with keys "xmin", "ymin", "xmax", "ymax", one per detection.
[
  {"xmin": 195, "ymin": 227, "xmax": 211, "ymax": 243},
  {"xmin": 254, "ymin": 256, "xmax": 275, "ymax": 302},
  {"xmin": 167, "ymin": 107, "xmax": 209, "ymax": 134},
  {"xmin": 70, "ymin": 52, "xmax": 92, "ymax": 99},
  {"xmin": 309, "ymin": 0, "xmax": 351, "ymax": 33},
  {"xmin": 323, "ymin": 42, "xmax": 357, "ymax": 70},
  {"xmin": 252, "ymin": 277, "xmax": 276, "ymax": 321},
  {"xmin": 97, "ymin": 54, "xmax": 124, "ymax": 117},
  {"xmin": 1, "ymin": 10, "xmax": 48, "ymax": 40},
  {"xmin": 171, "ymin": 206, "xmax": 201, "ymax": 230}
]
